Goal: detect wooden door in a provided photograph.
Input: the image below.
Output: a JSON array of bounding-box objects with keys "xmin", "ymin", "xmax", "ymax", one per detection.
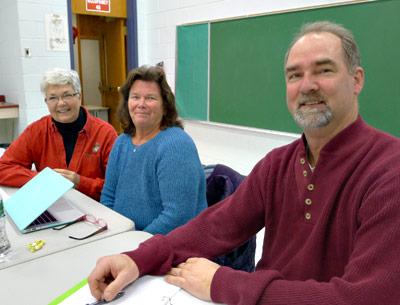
[
  {"xmin": 80, "ymin": 38, "xmax": 102, "ymax": 107},
  {"xmin": 102, "ymin": 18, "xmax": 126, "ymax": 132},
  {"xmin": 75, "ymin": 13, "xmax": 126, "ymax": 132}
]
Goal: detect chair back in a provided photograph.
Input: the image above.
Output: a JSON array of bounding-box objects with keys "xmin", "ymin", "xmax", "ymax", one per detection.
[{"xmin": 204, "ymin": 164, "xmax": 256, "ymax": 272}]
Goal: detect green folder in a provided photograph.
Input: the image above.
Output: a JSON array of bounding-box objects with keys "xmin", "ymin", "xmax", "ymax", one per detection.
[{"xmin": 48, "ymin": 278, "xmax": 88, "ymax": 305}]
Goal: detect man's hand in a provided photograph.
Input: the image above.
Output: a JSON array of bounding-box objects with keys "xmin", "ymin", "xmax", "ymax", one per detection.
[
  {"xmin": 88, "ymin": 254, "xmax": 139, "ymax": 302},
  {"xmin": 54, "ymin": 168, "xmax": 80, "ymax": 186},
  {"xmin": 165, "ymin": 257, "xmax": 220, "ymax": 301}
]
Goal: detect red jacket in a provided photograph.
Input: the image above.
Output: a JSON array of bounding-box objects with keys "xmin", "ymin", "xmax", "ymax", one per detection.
[{"xmin": 0, "ymin": 107, "xmax": 117, "ymax": 200}]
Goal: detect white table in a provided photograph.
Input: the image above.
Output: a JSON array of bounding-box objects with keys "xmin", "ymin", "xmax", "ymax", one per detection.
[
  {"xmin": 0, "ymin": 231, "xmax": 152, "ymax": 305},
  {"xmin": 0, "ymin": 102, "xmax": 18, "ymax": 144},
  {"xmin": 0, "ymin": 186, "xmax": 134, "ymax": 270},
  {"xmin": 0, "ymin": 102, "xmax": 18, "ymax": 119}
]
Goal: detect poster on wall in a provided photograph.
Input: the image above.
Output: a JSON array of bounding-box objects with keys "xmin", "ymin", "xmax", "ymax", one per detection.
[
  {"xmin": 45, "ymin": 14, "xmax": 68, "ymax": 52},
  {"xmin": 86, "ymin": 0, "xmax": 111, "ymax": 13}
]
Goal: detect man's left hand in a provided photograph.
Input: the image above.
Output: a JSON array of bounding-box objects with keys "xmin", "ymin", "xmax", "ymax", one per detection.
[{"xmin": 165, "ymin": 257, "xmax": 220, "ymax": 301}]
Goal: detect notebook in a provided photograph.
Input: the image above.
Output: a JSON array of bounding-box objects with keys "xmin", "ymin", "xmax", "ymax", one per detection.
[{"xmin": 3, "ymin": 167, "xmax": 85, "ymax": 233}]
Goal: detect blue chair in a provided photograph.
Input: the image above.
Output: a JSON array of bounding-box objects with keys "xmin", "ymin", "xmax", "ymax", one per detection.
[{"xmin": 204, "ymin": 164, "xmax": 256, "ymax": 272}]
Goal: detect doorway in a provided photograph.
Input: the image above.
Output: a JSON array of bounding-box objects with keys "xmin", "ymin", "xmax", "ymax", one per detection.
[
  {"xmin": 80, "ymin": 38, "xmax": 102, "ymax": 108},
  {"xmin": 73, "ymin": 13, "xmax": 127, "ymax": 132}
]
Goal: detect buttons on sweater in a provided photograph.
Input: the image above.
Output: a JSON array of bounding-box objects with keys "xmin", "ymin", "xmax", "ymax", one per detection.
[{"xmin": 299, "ymin": 155, "xmax": 315, "ymax": 223}]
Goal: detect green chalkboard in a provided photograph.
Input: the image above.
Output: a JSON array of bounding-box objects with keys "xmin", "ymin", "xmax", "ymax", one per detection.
[
  {"xmin": 210, "ymin": 0, "xmax": 400, "ymax": 136},
  {"xmin": 176, "ymin": 24, "xmax": 209, "ymax": 120}
]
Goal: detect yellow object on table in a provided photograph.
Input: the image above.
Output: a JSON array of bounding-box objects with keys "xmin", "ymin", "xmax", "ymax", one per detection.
[{"xmin": 27, "ymin": 240, "xmax": 45, "ymax": 252}]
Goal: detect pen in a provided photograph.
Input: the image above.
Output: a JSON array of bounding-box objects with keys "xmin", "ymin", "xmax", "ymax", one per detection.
[{"xmin": 85, "ymin": 291, "xmax": 125, "ymax": 305}]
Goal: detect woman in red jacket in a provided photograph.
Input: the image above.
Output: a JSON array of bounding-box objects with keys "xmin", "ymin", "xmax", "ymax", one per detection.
[{"xmin": 0, "ymin": 68, "xmax": 117, "ymax": 200}]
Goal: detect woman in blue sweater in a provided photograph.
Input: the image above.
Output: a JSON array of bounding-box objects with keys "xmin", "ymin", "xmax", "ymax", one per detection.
[{"xmin": 101, "ymin": 65, "xmax": 207, "ymax": 235}]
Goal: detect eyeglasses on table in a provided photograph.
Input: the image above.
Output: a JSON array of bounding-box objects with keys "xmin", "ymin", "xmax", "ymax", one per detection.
[{"xmin": 53, "ymin": 214, "xmax": 108, "ymax": 240}]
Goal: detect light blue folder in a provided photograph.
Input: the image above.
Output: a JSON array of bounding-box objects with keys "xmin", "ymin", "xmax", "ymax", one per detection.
[{"xmin": 4, "ymin": 167, "xmax": 74, "ymax": 231}]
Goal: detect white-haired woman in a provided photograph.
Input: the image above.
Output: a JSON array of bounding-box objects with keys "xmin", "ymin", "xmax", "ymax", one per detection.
[{"xmin": 0, "ymin": 68, "xmax": 117, "ymax": 200}]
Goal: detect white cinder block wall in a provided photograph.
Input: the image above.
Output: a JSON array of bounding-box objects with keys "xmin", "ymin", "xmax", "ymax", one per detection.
[
  {"xmin": 0, "ymin": 0, "xmax": 70, "ymax": 142},
  {"xmin": 0, "ymin": 0, "xmax": 21, "ymax": 144}
]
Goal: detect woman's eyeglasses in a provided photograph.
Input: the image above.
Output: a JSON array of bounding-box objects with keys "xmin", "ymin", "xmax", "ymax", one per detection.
[
  {"xmin": 53, "ymin": 214, "xmax": 107, "ymax": 240},
  {"xmin": 45, "ymin": 92, "xmax": 79, "ymax": 104}
]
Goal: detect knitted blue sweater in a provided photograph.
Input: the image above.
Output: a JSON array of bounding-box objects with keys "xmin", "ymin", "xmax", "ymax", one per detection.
[{"xmin": 100, "ymin": 127, "xmax": 207, "ymax": 234}]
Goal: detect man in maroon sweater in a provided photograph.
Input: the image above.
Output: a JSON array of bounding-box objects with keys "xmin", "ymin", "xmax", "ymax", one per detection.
[{"xmin": 88, "ymin": 21, "xmax": 400, "ymax": 305}]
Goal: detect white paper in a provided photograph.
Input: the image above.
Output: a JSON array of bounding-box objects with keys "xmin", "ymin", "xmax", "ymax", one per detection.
[
  {"xmin": 57, "ymin": 275, "xmax": 219, "ymax": 305},
  {"xmin": 45, "ymin": 14, "xmax": 68, "ymax": 51}
]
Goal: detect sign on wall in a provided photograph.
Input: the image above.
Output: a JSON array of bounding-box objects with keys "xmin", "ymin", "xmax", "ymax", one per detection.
[
  {"xmin": 45, "ymin": 14, "xmax": 68, "ymax": 51},
  {"xmin": 86, "ymin": 0, "xmax": 111, "ymax": 13}
]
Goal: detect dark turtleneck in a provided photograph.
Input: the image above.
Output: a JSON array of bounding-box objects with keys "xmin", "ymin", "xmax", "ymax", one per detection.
[{"xmin": 53, "ymin": 107, "xmax": 87, "ymax": 166}]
